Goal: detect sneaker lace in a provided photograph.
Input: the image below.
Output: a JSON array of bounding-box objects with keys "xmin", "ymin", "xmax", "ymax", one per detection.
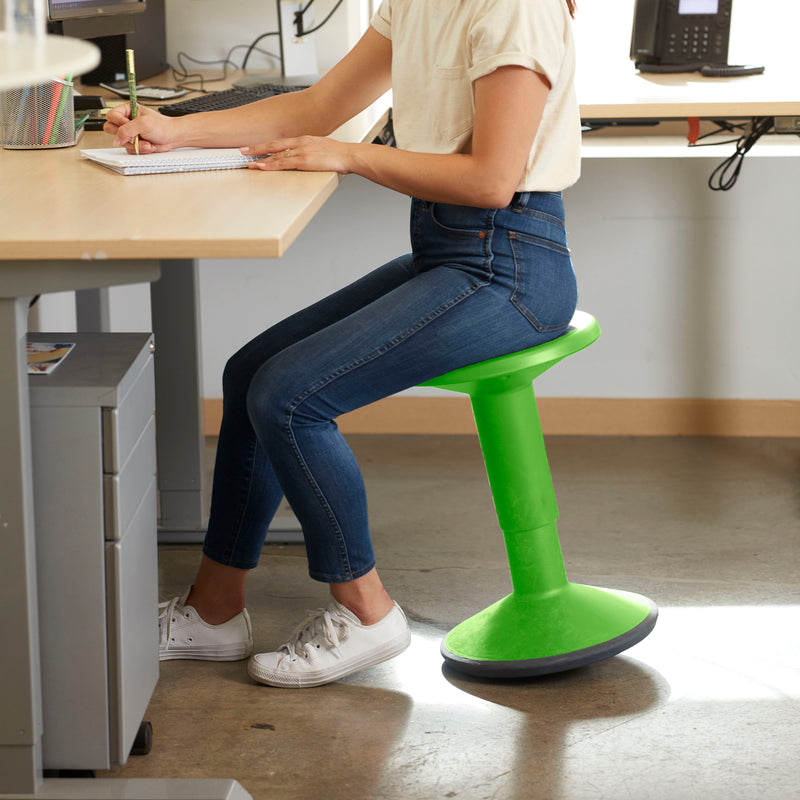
[
  {"xmin": 158, "ymin": 597, "xmax": 180, "ymax": 647},
  {"xmin": 281, "ymin": 606, "xmax": 351, "ymax": 660}
]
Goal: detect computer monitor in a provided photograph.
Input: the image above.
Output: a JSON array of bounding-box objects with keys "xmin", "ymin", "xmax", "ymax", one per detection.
[
  {"xmin": 47, "ymin": 0, "xmax": 146, "ymax": 39},
  {"xmin": 46, "ymin": 0, "xmax": 167, "ymax": 84}
]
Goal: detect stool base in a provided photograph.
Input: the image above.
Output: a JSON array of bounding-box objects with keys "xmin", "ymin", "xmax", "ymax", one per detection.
[{"xmin": 442, "ymin": 584, "xmax": 658, "ymax": 679}]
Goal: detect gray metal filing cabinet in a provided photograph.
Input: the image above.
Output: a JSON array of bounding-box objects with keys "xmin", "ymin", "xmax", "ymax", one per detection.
[{"xmin": 28, "ymin": 332, "xmax": 159, "ymax": 771}]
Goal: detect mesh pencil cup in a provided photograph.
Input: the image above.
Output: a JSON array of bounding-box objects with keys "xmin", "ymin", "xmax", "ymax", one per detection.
[{"xmin": 1, "ymin": 78, "xmax": 76, "ymax": 149}]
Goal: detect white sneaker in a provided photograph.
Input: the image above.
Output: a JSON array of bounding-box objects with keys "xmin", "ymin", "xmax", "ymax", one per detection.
[
  {"xmin": 247, "ymin": 598, "xmax": 411, "ymax": 688},
  {"xmin": 158, "ymin": 587, "xmax": 254, "ymax": 661}
]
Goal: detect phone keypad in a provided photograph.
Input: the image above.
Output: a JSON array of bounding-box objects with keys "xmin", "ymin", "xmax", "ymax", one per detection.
[{"xmin": 667, "ymin": 25, "xmax": 726, "ymax": 61}]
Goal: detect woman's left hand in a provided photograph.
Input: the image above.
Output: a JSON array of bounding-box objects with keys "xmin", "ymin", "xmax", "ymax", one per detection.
[{"xmin": 242, "ymin": 136, "xmax": 355, "ymax": 175}]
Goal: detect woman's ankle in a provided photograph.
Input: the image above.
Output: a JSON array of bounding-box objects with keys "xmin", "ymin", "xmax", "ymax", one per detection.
[
  {"xmin": 330, "ymin": 569, "xmax": 395, "ymax": 625},
  {"xmin": 185, "ymin": 585, "xmax": 244, "ymax": 625},
  {"xmin": 187, "ymin": 556, "xmax": 249, "ymax": 625}
]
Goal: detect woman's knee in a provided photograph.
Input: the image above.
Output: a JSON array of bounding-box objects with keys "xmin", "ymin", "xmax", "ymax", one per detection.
[
  {"xmin": 221, "ymin": 349, "xmax": 251, "ymax": 404},
  {"xmin": 222, "ymin": 333, "xmax": 279, "ymax": 401},
  {"xmin": 245, "ymin": 355, "xmax": 292, "ymax": 436}
]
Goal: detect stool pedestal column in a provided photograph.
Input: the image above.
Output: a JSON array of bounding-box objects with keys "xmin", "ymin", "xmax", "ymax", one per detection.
[{"xmin": 470, "ymin": 384, "xmax": 567, "ymax": 596}]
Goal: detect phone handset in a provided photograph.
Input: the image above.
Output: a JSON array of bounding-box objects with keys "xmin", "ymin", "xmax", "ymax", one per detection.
[{"xmin": 630, "ymin": 0, "xmax": 661, "ymax": 62}]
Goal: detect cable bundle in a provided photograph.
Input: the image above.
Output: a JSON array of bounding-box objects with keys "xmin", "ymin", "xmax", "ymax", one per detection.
[{"xmin": 706, "ymin": 117, "xmax": 774, "ymax": 191}]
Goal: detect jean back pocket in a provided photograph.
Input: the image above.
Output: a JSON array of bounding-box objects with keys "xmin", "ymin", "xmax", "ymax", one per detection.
[{"xmin": 509, "ymin": 229, "xmax": 577, "ymax": 333}]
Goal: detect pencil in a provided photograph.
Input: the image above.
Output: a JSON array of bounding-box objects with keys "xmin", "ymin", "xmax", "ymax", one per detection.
[
  {"xmin": 41, "ymin": 79, "xmax": 62, "ymax": 145},
  {"xmin": 49, "ymin": 76, "xmax": 73, "ymax": 145},
  {"xmin": 125, "ymin": 48, "xmax": 140, "ymax": 155},
  {"xmin": 15, "ymin": 87, "xmax": 30, "ymax": 145}
]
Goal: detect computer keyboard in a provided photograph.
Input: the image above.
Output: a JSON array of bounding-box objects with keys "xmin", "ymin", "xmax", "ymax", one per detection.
[{"xmin": 159, "ymin": 83, "xmax": 307, "ymax": 116}]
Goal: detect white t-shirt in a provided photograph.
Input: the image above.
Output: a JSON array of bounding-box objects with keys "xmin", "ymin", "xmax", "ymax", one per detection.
[{"xmin": 370, "ymin": 0, "xmax": 581, "ymax": 192}]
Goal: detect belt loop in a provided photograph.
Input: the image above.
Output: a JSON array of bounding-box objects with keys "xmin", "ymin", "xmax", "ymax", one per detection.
[{"xmin": 513, "ymin": 191, "xmax": 530, "ymax": 208}]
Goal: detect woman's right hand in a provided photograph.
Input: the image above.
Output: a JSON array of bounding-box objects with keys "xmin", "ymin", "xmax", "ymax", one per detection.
[{"xmin": 104, "ymin": 103, "xmax": 181, "ymax": 154}]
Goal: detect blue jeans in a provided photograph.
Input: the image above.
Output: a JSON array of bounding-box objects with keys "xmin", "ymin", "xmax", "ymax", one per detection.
[{"xmin": 203, "ymin": 191, "xmax": 578, "ymax": 582}]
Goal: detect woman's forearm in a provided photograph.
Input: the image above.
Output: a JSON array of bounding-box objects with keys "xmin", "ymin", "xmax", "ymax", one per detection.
[
  {"xmin": 168, "ymin": 87, "xmax": 338, "ymax": 150},
  {"xmin": 347, "ymin": 144, "xmax": 518, "ymax": 209}
]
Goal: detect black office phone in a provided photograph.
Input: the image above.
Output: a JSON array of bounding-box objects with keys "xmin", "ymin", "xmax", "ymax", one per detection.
[{"xmin": 630, "ymin": 0, "xmax": 764, "ymax": 76}]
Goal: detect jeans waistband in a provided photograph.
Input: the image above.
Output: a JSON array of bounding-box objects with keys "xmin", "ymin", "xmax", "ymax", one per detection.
[{"xmin": 511, "ymin": 190, "xmax": 562, "ymax": 208}]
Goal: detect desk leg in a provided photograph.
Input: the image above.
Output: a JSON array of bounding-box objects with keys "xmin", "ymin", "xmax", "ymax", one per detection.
[
  {"xmin": 148, "ymin": 260, "xmax": 304, "ymax": 546},
  {"xmin": 0, "ymin": 297, "xmax": 44, "ymax": 795},
  {"xmin": 75, "ymin": 288, "xmax": 111, "ymax": 331},
  {"xmin": 150, "ymin": 260, "xmax": 207, "ymax": 537}
]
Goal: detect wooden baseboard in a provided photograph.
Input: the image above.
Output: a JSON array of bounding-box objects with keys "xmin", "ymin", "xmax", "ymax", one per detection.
[{"xmin": 203, "ymin": 396, "xmax": 799, "ymax": 437}]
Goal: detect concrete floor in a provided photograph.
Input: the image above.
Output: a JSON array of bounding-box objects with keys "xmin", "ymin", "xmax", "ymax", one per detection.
[{"xmin": 98, "ymin": 434, "xmax": 799, "ymax": 800}]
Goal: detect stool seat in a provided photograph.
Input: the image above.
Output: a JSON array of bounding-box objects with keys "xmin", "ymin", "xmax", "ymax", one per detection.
[
  {"xmin": 421, "ymin": 309, "xmax": 601, "ymax": 394},
  {"xmin": 422, "ymin": 311, "xmax": 657, "ymax": 679}
]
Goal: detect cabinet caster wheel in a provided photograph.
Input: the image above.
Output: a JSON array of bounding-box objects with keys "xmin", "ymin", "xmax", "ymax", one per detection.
[{"xmin": 131, "ymin": 720, "xmax": 153, "ymax": 756}]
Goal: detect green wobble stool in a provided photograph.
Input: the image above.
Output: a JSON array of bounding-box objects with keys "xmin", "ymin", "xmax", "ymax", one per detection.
[{"xmin": 422, "ymin": 311, "xmax": 657, "ymax": 678}]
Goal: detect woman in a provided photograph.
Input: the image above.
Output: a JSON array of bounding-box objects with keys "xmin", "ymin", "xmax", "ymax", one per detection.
[{"xmin": 106, "ymin": 0, "xmax": 580, "ymax": 688}]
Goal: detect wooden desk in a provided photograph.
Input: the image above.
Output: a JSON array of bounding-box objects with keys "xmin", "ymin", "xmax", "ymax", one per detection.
[
  {"xmin": 577, "ymin": 67, "xmax": 800, "ymax": 171},
  {"xmin": 0, "ymin": 91, "xmax": 388, "ymax": 799},
  {"xmin": 578, "ymin": 65, "xmax": 800, "ymax": 121},
  {"xmin": 1, "ymin": 110, "xmax": 388, "ymax": 261}
]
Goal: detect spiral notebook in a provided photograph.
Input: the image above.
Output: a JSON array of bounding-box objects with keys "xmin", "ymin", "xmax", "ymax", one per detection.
[{"xmin": 80, "ymin": 147, "xmax": 266, "ymax": 175}]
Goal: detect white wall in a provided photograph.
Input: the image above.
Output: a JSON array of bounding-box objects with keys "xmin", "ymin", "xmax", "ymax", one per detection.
[
  {"xmin": 163, "ymin": 0, "xmax": 372, "ymax": 76},
  {"xmin": 33, "ymin": 0, "xmax": 800, "ymax": 404},
  {"xmin": 558, "ymin": 154, "xmax": 800, "ymax": 401}
]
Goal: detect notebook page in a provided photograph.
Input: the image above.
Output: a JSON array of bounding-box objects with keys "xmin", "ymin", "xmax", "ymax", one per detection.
[{"xmin": 80, "ymin": 147, "xmax": 265, "ymax": 175}]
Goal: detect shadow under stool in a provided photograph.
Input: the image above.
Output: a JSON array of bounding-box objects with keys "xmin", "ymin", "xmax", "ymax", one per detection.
[{"xmin": 421, "ymin": 311, "xmax": 658, "ymax": 678}]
